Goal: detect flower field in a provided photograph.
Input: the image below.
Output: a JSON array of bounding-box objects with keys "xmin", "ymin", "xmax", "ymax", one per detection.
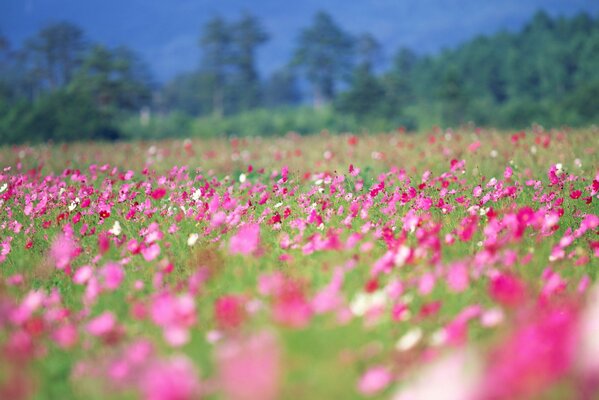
[{"xmin": 0, "ymin": 127, "xmax": 598, "ymax": 399}]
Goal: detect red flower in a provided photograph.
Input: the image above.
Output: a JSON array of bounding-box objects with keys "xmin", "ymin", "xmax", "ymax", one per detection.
[
  {"xmin": 151, "ymin": 187, "xmax": 167, "ymax": 200},
  {"xmin": 570, "ymin": 190, "xmax": 582, "ymax": 199}
]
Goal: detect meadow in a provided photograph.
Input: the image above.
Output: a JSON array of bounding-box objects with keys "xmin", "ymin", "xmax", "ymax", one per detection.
[{"xmin": 0, "ymin": 126, "xmax": 598, "ymax": 399}]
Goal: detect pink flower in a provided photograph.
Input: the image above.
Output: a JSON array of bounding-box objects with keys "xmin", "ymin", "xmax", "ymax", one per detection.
[
  {"xmin": 150, "ymin": 293, "xmax": 196, "ymax": 347},
  {"xmin": 140, "ymin": 356, "xmax": 201, "ymax": 400},
  {"xmin": 52, "ymin": 324, "xmax": 78, "ymax": 348},
  {"xmin": 142, "ymin": 243, "xmax": 161, "ymax": 261},
  {"xmin": 272, "ymin": 281, "xmax": 312, "ymax": 328},
  {"xmin": 357, "ymin": 366, "xmax": 392, "ymax": 396},
  {"xmin": 73, "ymin": 266, "xmax": 93, "ymax": 284},
  {"xmin": 447, "ymin": 262, "xmax": 469, "ymax": 292},
  {"xmin": 477, "ymin": 304, "xmax": 578, "ymax": 399},
  {"xmin": 214, "ymin": 295, "xmax": 246, "ymax": 330},
  {"xmin": 100, "ymin": 262, "xmax": 124, "ymax": 290},
  {"xmin": 489, "ymin": 273, "xmax": 526, "ymax": 307},
  {"xmin": 468, "ymin": 141, "xmax": 481, "ymax": 152},
  {"xmin": 86, "ymin": 312, "xmax": 117, "ymax": 337},
  {"xmin": 50, "ymin": 233, "xmax": 77, "ymax": 270},
  {"xmin": 504, "ymin": 166, "xmax": 513, "ymax": 180},
  {"xmin": 150, "ymin": 187, "xmax": 167, "ymax": 200},
  {"xmin": 216, "ymin": 331, "xmax": 280, "ymax": 400},
  {"xmin": 229, "ymin": 223, "xmax": 260, "ymax": 256}
]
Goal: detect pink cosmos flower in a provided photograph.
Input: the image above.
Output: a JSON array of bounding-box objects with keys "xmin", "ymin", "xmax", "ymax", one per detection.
[
  {"xmin": 447, "ymin": 262, "xmax": 469, "ymax": 292},
  {"xmin": 100, "ymin": 262, "xmax": 124, "ymax": 291},
  {"xmin": 229, "ymin": 223, "xmax": 260, "ymax": 256},
  {"xmin": 140, "ymin": 356, "xmax": 201, "ymax": 400},
  {"xmin": 50, "ymin": 233, "xmax": 77, "ymax": 270},
  {"xmin": 150, "ymin": 292, "xmax": 196, "ymax": 347},
  {"xmin": 214, "ymin": 295, "xmax": 246, "ymax": 330},
  {"xmin": 142, "ymin": 243, "xmax": 161, "ymax": 261},
  {"xmin": 489, "ymin": 273, "xmax": 526, "ymax": 307},
  {"xmin": 52, "ymin": 323, "xmax": 78, "ymax": 349},
  {"xmin": 216, "ymin": 331, "xmax": 280, "ymax": 400},
  {"xmin": 86, "ymin": 312, "xmax": 117, "ymax": 337},
  {"xmin": 358, "ymin": 365, "xmax": 392, "ymax": 396}
]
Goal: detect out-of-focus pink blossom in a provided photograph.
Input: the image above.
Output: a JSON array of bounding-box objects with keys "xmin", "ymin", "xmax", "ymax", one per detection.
[
  {"xmin": 86, "ymin": 312, "xmax": 117, "ymax": 337},
  {"xmin": 140, "ymin": 356, "xmax": 201, "ymax": 400},
  {"xmin": 50, "ymin": 233, "xmax": 77, "ymax": 270},
  {"xmin": 216, "ymin": 331, "xmax": 280, "ymax": 400},
  {"xmin": 229, "ymin": 223, "xmax": 260, "ymax": 256},
  {"xmin": 358, "ymin": 365, "xmax": 392, "ymax": 396}
]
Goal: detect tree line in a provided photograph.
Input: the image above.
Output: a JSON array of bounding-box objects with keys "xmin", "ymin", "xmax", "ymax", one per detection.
[{"xmin": 1, "ymin": 10, "xmax": 598, "ymax": 143}]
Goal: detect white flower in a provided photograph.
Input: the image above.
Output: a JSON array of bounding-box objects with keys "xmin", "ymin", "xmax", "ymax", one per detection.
[
  {"xmin": 490, "ymin": 150, "xmax": 498, "ymax": 158},
  {"xmin": 350, "ymin": 290, "xmax": 387, "ymax": 316},
  {"xmin": 555, "ymin": 163, "xmax": 564, "ymax": 175},
  {"xmin": 68, "ymin": 201, "xmax": 77, "ymax": 211},
  {"xmin": 530, "ymin": 146, "xmax": 537, "ymax": 154},
  {"xmin": 239, "ymin": 173, "xmax": 247, "ymax": 183},
  {"xmin": 394, "ymin": 246, "xmax": 410, "ymax": 267},
  {"xmin": 187, "ymin": 233, "xmax": 199, "ymax": 247},
  {"xmin": 0, "ymin": 183, "xmax": 7, "ymax": 193},
  {"xmin": 109, "ymin": 221, "xmax": 122, "ymax": 236},
  {"xmin": 192, "ymin": 188, "xmax": 202, "ymax": 201},
  {"xmin": 396, "ymin": 327, "xmax": 423, "ymax": 351}
]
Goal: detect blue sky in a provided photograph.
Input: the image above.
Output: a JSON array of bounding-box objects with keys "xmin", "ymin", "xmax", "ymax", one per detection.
[{"xmin": 1, "ymin": 0, "xmax": 598, "ymax": 82}]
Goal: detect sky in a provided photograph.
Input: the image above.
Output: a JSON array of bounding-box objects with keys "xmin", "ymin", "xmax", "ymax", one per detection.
[{"xmin": 1, "ymin": 0, "xmax": 598, "ymax": 82}]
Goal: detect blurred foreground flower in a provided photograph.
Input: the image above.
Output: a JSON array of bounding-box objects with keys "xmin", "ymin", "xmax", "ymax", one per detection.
[{"xmin": 216, "ymin": 331, "xmax": 281, "ymax": 400}]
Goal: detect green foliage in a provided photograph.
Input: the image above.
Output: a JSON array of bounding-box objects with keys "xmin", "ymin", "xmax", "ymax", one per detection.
[
  {"xmin": 119, "ymin": 111, "xmax": 194, "ymax": 140},
  {"xmin": 0, "ymin": 23, "xmax": 152, "ymax": 143},
  {"xmin": 386, "ymin": 10, "xmax": 599, "ymax": 128},
  {"xmin": 263, "ymin": 67, "xmax": 302, "ymax": 108},
  {"xmin": 292, "ymin": 11, "xmax": 354, "ymax": 106},
  {"xmin": 1, "ymin": 11, "xmax": 599, "ymax": 144},
  {"xmin": 1, "ymin": 89, "xmax": 118, "ymax": 143},
  {"xmin": 197, "ymin": 13, "xmax": 269, "ymax": 117},
  {"xmin": 335, "ymin": 65, "xmax": 385, "ymax": 118}
]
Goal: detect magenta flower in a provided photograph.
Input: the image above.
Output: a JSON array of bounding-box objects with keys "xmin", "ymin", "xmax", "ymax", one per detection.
[
  {"xmin": 229, "ymin": 223, "xmax": 260, "ymax": 256},
  {"xmin": 50, "ymin": 233, "xmax": 77, "ymax": 270}
]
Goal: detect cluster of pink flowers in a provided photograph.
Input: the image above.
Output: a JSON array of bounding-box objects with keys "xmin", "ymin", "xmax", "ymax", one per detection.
[{"xmin": 0, "ymin": 129, "xmax": 597, "ymax": 399}]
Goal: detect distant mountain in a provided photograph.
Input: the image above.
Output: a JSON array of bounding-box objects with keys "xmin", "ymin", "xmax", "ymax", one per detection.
[{"xmin": 1, "ymin": 0, "xmax": 598, "ymax": 81}]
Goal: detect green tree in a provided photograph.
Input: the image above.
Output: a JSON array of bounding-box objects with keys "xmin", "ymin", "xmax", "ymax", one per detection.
[
  {"xmin": 159, "ymin": 71, "xmax": 211, "ymax": 116},
  {"xmin": 231, "ymin": 12, "xmax": 269, "ymax": 111},
  {"xmin": 23, "ymin": 22, "xmax": 87, "ymax": 91},
  {"xmin": 293, "ymin": 11, "xmax": 354, "ymax": 107},
  {"xmin": 69, "ymin": 44, "xmax": 152, "ymax": 112},
  {"xmin": 336, "ymin": 34, "xmax": 384, "ymax": 118},
  {"xmin": 439, "ymin": 67, "xmax": 468, "ymax": 126},
  {"xmin": 264, "ymin": 67, "xmax": 301, "ymax": 107},
  {"xmin": 199, "ymin": 16, "xmax": 233, "ymax": 117},
  {"xmin": 380, "ymin": 47, "xmax": 418, "ymax": 118}
]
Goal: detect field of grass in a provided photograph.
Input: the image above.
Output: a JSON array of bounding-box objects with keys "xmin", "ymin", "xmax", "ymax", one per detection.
[{"xmin": 0, "ymin": 126, "xmax": 598, "ymax": 399}]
